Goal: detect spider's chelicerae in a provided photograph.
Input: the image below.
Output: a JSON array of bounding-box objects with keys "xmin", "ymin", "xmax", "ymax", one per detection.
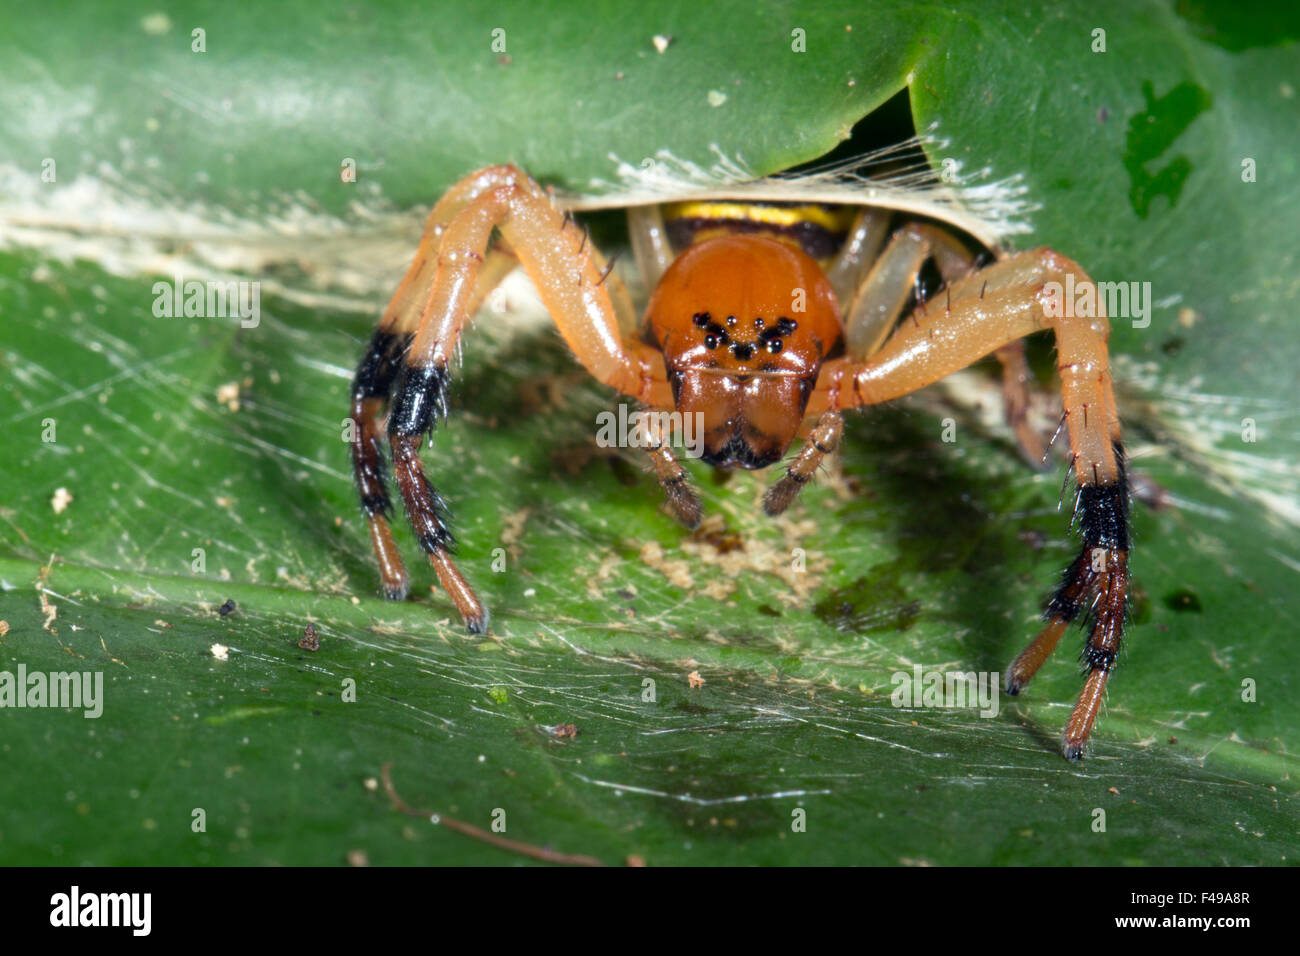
[{"xmin": 349, "ymin": 164, "xmax": 1130, "ymax": 760}]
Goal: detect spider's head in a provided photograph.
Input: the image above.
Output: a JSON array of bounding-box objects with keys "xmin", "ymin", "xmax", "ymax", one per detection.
[{"xmin": 644, "ymin": 235, "xmax": 841, "ymax": 469}]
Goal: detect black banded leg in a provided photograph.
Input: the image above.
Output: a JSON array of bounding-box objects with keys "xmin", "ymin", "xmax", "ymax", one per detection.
[
  {"xmin": 350, "ymin": 328, "xmax": 414, "ymax": 600},
  {"xmin": 387, "ymin": 358, "xmax": 488, "ymax": 634},
  {"xmin": 763, "ymin": 411, "xmax": 843, "ymax": 516},
  {"xmin": 1006, "ymin": 441, "xmax": 1131, "ymax": 759},
  {"xmin": 640, "ymin": 419, "xmax": 702, "ymax": 529}
]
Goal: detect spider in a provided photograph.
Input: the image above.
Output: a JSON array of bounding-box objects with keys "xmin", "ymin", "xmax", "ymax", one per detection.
[{"xmin": 348, "ymin": 164, "xmax": 1130, "ymax": 760}]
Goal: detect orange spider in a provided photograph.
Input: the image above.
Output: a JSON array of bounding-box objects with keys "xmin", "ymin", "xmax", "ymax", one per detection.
[{"xmin": 348, "ymin": 164, "xmax": 1130, "ymax": 760}]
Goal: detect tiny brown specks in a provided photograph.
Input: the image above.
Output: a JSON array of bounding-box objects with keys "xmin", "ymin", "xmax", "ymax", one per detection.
[
  {"xmin": 638, "ymin": 541, "xmax": 693, "ymax": 589},
  {"xmin": 500, "ymin": 507, "xmax": 531, "ymax": 561},
  {"xmin": 586, "ymin": 552, "xmax": 623, "ymax": 599}
]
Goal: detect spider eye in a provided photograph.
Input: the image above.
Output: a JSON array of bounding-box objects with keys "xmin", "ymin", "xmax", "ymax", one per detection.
[
  {"xmin": 776, "ymin": 317, "xmax": 798, "ymax": 335},
  {"xmin": 692, "ymin": 312, "xmax": 711, "ymax": 327},
  {"xmin": 702, "ymin": 321, "xmax": 730, "ymax": 349},
  {"xmin": 766, "ymin": 339, "xmax": 783, "ymax": 354}
]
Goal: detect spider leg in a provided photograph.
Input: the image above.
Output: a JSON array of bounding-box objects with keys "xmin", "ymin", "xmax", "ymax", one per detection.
[
  {"xmin": 756, "ymin": 215, "xmax": 919, "ymax": 518},
  {"xmin": 810, "ymin": 248, "xmax": 1128, "ymax": 759},
  {"xmin": 763, "ymin": 411, "xmax": 843, "ymax": 516},
  {"xmin": 1008, "ymin": 445, "xmax": 1129, "ymax": 759},
  {"xmin": 842, "ymin": 226, "xmax": 930, "ymax": 358},
  {"xmin": 848, "ymin": 222, "xmax": 1048, "ymax": 464},
  {"xmin": 626, "ymin": 204, "xmax": 674, "ymax": 297},
  {"xmin": 350, "ymin": 329, "xmax": 414, "ymax": 601},
  {"xmin": 825, "ymin": 206, "xmax": 890, "ymax": 306},
  {"xmin": 637, "ymin": 413, "xmax": 703, "ymax": 529},
  {"xmin": 994, "ymin": 338, "xmax": 1049, "ymax": 468},
  {"xmin": 362, "ymin": 165, "xmax": 670, "ymax": 633},
  {"xmin": 350, "ymin": 184, "xmax": 518, "ymax": 604},
  {"xmin": 773, "ymin": 220, "xmax": 1009, "ymax": 517}
]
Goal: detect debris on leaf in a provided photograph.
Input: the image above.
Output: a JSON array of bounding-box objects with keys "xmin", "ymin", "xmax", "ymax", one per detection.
[
  {"xmin": 550, "ymin": 723, "xmax": 579, "ymax": 739},
  {"xmin": 687, "ymin": 670, "xmax": 705, "ymax": 689},
  {"xmin": 39, "ymin": 590, "xmax": 57, "ymax": 633},
  {"xmin": 50, "ymin": 487, "xmax": 73, "ymax": 514},
  {"xmin": 298, "ymin": 622, "xmax": 320, "ymax": 652},
  {"xmin": 217, "ymin": 599, "xmax": 237, "ymax": 617},
  {"xmin": 215, "ymin": 381, "xmax": 240, "ymax": 411},
  {"xmin": 210, "ymin": 643, "xmax": 230, "ymax": 661}
]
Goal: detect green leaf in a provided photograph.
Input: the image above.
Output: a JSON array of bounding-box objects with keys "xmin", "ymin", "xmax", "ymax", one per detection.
[{"xmin": 1, "ymin": 1, "xmax": 1297, "ymax": 866}]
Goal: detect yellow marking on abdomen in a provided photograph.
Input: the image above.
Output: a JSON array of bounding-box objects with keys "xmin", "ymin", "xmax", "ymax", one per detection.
[
  {"xmin": 661, "ymin": 201, "xmax": 857, "ymax": 261},
  {"xmin": 664, "ymin": 201, "xmax": 855, "ymax": 233}
]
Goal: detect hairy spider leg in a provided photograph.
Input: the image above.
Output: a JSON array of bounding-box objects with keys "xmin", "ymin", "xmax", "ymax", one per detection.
[
  {"xmin": 1008, "ymin": 447, "xmax": 1129, "ymax": 759},
  {"xmin": 810, "ymin": 248, "xmax": 1129, "ymax": 759},
  {"xmin": 638, "ymin": 414, "xmax": 704, "ymax": 528},
  {"xmin": 350, "ymin": 167, "xmax": 522, "ymax": 605},
  {"xmin": 625, "ymin": 204, "xmax": 706, "ymax": 523},
  {"xmin": 368, "ymin": 165, "xmax": 670, "ymax": 632},
  {"xmin": 768, "ymin": 216, "xmax": 1043, "ymax": 514},
  {"xmin": 845, "ymin": 222, "xmax": 1047, "ymax": 464},
  {"xmin": 763, "ymin": 411, "xmax": 843, "ymax": 516},
  {"xmin": 909, "ymin": 223, "xmax": 1048, "ymax": 467}
]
